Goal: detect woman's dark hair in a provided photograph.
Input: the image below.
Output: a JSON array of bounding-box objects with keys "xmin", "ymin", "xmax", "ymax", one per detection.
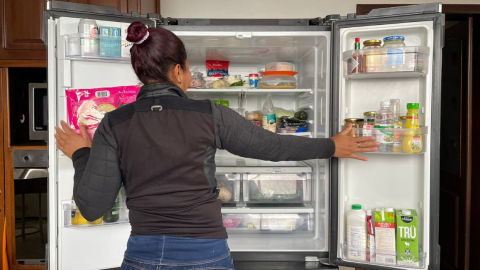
[{"xmin": 126, "ymin": 21, "xmax": 187, "ymax": 85}]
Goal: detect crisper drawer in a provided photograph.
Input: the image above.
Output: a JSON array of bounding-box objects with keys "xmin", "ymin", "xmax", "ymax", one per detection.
[
  {"xmin": 243, "ymin": 173, "xmax": 312, "ymax": 204},
  {"xmin": 216, "ymin": 173, "xmax": 241, "ymax": 204},
  {"xmin": 222, "ymin": 213, "xmax": 313, "ymax": 233}
]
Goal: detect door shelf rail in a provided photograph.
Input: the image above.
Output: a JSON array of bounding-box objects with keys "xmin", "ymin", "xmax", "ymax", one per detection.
[
  {"xmin": 62, "ymin": 200, "xmax": 129, "ymax": 228},
  {"xmin": 64, "ymin": 33, "xmax": 131, "ymax": 63},
  {"xmin": 341, "ymin": 243, "xmax": 426, "ymax": 269}
]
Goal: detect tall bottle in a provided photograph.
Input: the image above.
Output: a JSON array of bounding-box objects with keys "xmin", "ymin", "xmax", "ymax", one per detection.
[
  {"xmin": 390, "ymin": 99, "xmax": 403, "ymax": 153},
  {"xmin": 375, "ymin": 101, "xmax": 394, "ymax": 152},
  {"xmin": 262, "ymin": 94, "xmax": 276, "ymax": 133},
  {"xmin": 103, "ymin": 192, "xmax": 120, "ymax": 223},
  {"xmin": 347, "ymin": 204, "xmax": 367, "ymax": 261},
  {"xmin": 78, "ymin": 19, "xmax": 99, "ymax": 56},
  {"xmin": 352, "ymin": 37, "xmax": 363, "ymax": 74},
  {"xmin": 403, "ymin": 103, "xmax": 423, "ymax": 153}
]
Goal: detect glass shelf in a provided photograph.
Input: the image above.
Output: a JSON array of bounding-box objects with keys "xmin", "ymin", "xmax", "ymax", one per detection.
[{"xmin": 187, "ymin": 88, "xmax": 312, "ymax": 96}]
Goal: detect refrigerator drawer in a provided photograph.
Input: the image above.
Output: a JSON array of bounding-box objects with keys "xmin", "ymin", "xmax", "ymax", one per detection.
[
  {"xmin": 216, "ymin": 173, "xmax": 241, "ymax": 204},
  {"xmin": 222, "ymin": 213, "xmax": 313, "ymax": 233},
  {"xmin": 243, "ymin": 173, "xmax": 312, "ymax": 204}
]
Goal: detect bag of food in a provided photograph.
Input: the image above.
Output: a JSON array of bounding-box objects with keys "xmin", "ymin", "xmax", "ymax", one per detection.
[
  {"xmin": 66, "ymin": 85, "xmax": 140, "ymax": 139},
  {"xmin": 206, "ymin": 60, "xmax": 229, "ymax": 77}
]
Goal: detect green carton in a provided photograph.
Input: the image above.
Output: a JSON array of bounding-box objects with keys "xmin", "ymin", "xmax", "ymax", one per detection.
[{"xmin": 396, "ymin": 209, "xmax": 420, "ymax": 267}]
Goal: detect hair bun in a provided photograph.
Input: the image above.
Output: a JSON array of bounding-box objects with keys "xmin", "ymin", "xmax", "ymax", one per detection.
[{"xmin": 126, "ymin": 21, "xmax": 148, "ymax": 43}]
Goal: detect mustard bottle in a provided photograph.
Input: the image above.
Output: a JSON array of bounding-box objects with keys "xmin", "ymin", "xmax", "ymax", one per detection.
[
  {"xmin": 402, "ymin": 103, "xmax": 423, "ymax": 154},
  {"xmin": 71, "ymin": 196, "xmax": 87, "ymax": 226}
]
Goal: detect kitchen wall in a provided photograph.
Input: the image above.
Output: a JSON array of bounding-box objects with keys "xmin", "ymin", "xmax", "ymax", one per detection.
[{"xmin": 160, "ymin": 0, "xmax": 480, "ymax": 18}]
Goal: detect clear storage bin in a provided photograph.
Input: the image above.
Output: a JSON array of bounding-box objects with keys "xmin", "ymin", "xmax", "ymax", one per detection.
[
  {"xmin": 343, "ymin": 46, "xmax": 429, "ymax": 78},
  {"xmin": 258, "ymin": 74, "xmax": 297, "ymax": 89},
  {"xmin": 216, "ymin": 173, "xmax": 241, "ymax": 204},
  {"xmin": 347, "ymin": 126, "xmax": 428, "ymax": 154},
  {"xmin": 64, "ymin": 33, "xmax": 128, "ymax": 60},
  {"xmin": 243, "ymin": 173, "xmax": 312, "ymax": 204},
  {"xmin": 63, "ymin": 200, "xmax": 129, "ymax": 228},
  {"xmin": 341, "ymin": 243, "xmax": 426, "ymax": 269},
  {"xmin": 222, "ymin": 213, "xmax": 313, "ymax": 233}
]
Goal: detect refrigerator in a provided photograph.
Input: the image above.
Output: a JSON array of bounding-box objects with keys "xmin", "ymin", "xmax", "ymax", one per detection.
[{"xmin": 45, "ymin": 1, "xmax": 443, "ymax": 270}]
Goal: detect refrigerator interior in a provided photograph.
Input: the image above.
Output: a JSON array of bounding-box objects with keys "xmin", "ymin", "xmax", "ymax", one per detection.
[
  {"xmin": 176, "ymin": 30, "xmax": 331, "ymax": 252},
  {"xmin": 50, "ymin": 16, "xmax": 331, "ymax": 270},
  {"xmin": 336, "ymin": 21, "xmax": 434, "ymax": 269}
]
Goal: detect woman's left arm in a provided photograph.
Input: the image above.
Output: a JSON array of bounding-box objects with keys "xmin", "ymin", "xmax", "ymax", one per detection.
[{"xmin": 55, "ymin": 115, "xmax": 123, "ymax": 221}]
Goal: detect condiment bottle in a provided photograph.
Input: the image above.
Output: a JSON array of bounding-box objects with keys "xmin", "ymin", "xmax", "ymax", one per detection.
[
  {"xmin": 383, "ymin": 36, "xmax": 406, "ymax": 72},
  {"xmin": 390, "ymin": 99, "xmax": 403, "ymax": 153},
  {"xmin": 352, "ymin": 38, "xmax": 363, "ymax": 74},
  {"xmin": 363, "ymin": 111, "xmax": 376, "ymax": 137},
  {"xmin": 403, "ymin": 103, "xmax": 423, "ymax": 153},
  {"xmin": 71, "ymin": 196, "xmax": 87, "ymax": 226},
  {"xmin": 345, "ymin": 118, "xmax": 359, "ymax": 137},
  {"xmin": 363, "ymin": 40, "xmax": 382, "ymax": 73}
]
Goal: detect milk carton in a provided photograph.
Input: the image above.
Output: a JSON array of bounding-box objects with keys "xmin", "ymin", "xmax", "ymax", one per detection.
[
  {"xmin": 396, "ymin": 209, "xmax": 419, "ymax": 267},
  {"xmin": 374, "ymin": 208, "xmax": 396, "ymax": 265}
]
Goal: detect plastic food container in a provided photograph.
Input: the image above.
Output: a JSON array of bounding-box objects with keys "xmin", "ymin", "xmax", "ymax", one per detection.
[
  {"xmin": 258, "ymin": 75, "xmax": 297, "ymax": 89},
  {"xmin": 265, "ymin": 62, "xmax": 294, "ymax": 71},
  {"xmin": 243, "ymin": 173, "xmax": 312, "ymax": 204},
  {"xmin": 245, "ymin": 111, "xmax": 262, "ymax": 121},
  {"xmin": 216, "ymin": 173, "xmax": 241, "ymax": 203},
  {"xmin": 222, "ymin": 213, "xmax": 313, "ymax": 232}
]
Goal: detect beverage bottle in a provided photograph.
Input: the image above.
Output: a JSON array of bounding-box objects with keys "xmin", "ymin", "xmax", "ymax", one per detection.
[
  {"xmin": 78, "ymin": 19, "xmax": 99, "ymax": 56},
  {"xmin": 390, "ymin": 99, "xmax": 403, "ymax": 153},
  {"xmin": 375, "ymin": 101, "xmax": 394, "ymax": 152},
  {"xmin": 262, "ymin": 93, "xmax": 276, "ymax": 133},
  {"xmin": 352, "ymin": 38, "xmax": 363, "ymax": 74},
  {"xmin": 403, "ymin": 103, "xmax": 423, "ymax": 153},
  {"xmin": 103, "ymin": 192, "xmax": 120, "ymax": 223},
  {"xmin": 367, "ymin": 210, "xmax": 375, "ymax": 262},
  {"xmin": 347, "ymin": 204, "xmax": 367, "ymax": 261}
]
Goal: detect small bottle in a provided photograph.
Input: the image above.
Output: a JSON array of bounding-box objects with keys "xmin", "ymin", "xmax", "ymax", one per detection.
[
  {"xmin": 71, "ymin": 196, "xmax": 87, "ymax": 226},
  {"xmin": 367, "ymin": 210, "xmax": 375, "ymax": 262},
  {"xmin": 78, "ymin": 19, "xmax": 99, "ymax": 56},
  {"xmin": 347, "ymin": 204, "xmax": 367, "ymax": 261},
  {"xmin": 352, "ymin": 38, "xmax": 363, "ymax": 74},
  {"xmin": 390, "ymin": 99, "xmax": 403, "ymax": 153},
  {"xmin": 375, "ymin": 101, "xmax": 394, "ymax": 152},
  {"xmin": 103, "ymin": 193, "xmax": 120, "ymax": 223},
  {"xmin": 262, "ymin": 94, "xmax": 276, "ymax": 133}
]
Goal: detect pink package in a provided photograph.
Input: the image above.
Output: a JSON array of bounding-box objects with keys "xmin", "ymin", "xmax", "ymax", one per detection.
[{"xmin": 66, "ymin": 85, "xmax": 140, "ymax": 139}]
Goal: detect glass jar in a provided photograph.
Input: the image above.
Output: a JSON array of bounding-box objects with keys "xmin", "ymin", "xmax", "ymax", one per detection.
[
  {"xmin": 362, "ymin": 111, "xmax": 376, "ymax": 137},
  {"xmin": 400, "ymin": 116, "xmax": 407, "ymax": 128},
  {"xmin": 383, "ymin": 36, "xmax": 406, "ymax": 72},
  {"xmin": 345, "ymin": 118, "xmax": 360, "ymax": 137},
  {"xmin": 363, "ymin": 40, "xmax": 382, "ymax": 73}
]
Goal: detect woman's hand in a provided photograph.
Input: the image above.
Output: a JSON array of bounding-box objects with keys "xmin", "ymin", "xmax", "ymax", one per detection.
[
  {"xmin": 331, "ymin": 124, "xmax": 379, "ymax": 161},
  {"xmin": 55, "ymin": 121, "xmax": 92, "ymax": 159}
]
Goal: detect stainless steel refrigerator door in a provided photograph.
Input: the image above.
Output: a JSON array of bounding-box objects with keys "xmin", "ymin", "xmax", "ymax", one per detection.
[{"xmin": 329, "ymin": 4, "xmax": 444, "ymax": 270}]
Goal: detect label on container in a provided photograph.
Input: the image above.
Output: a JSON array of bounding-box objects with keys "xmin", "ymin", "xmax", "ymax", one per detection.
[
  {"xmin": 375, "ymin": 125, "xmax": 394, "ymax": 145},
  {"xmin": 348, "ymin": 225, "xmax": 364, "ymax": 258},
  {"xmin": 411, "ymin": 136, "xmax": 422, "ymax": 152},
  {"xmin": 249, "ymin": 78, "xmax": 258, "ymax": 88},
  {"xmin": 262, "ymin": 114, "xmax": 276, "ymax": 132},
  {"xmin": 363, "ymin": 124, "xmax": 374, "ymax": 137},
  {"xmin": 386, "ymin": 48, "xmax": 405, "ymax": 66},
  {"xmin": 111, "ymin": 210, "xmax": 119, "ymax": 215}
]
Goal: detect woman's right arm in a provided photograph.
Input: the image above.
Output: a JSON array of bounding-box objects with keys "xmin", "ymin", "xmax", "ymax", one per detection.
[{"xmin": 211, "ymin": 102, "xmax": 378, "ymax": 161}]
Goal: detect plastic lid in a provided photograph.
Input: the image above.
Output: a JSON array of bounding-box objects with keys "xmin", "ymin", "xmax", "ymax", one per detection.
[
  {"xmin": 402, "ymin": 209, "xmax": 412, "ymax": 215},
  {"xmin": 249, "ymin": 74, "xmax": 259, "ymax": 77},
  {"xmin": 407, "ymin": 103, "xmax": 420, "ymax": 109},
  {"xmin": 364, "ymin": 111, "xmax": 377, "ymax": 116},
  {"xmin": 384, "ymin": 36, "xmax": 405, "ymax": 41},
  {"xmin": 390, "ymin": 99, "xmax": 400, "ymax": 104},
  {"xmin": 355, "ymin": 37, "xmax": 360, "ymax": 42},
  {"xmin": 352, "ymin": 204, "xmax": 362, "ymax": 210},
  {"xmin": 381, "ymin": 101, "xmax": 390, "ymax": 107},
  {"xmin": 364, "ymin": 39, "xmax": 381, "ymax": 43},
  {"xmin": 400, "ymin": 116, "xmax": 407, "ymax": 120},
  {"xmin": 345, "ymin": 118, "xmax": 358, "ymax": 122}
]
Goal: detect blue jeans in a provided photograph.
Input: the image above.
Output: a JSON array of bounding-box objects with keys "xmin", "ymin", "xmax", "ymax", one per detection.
[{"xmin": 120, "ymin": 235, "xmax": 235, "ymax": 270}]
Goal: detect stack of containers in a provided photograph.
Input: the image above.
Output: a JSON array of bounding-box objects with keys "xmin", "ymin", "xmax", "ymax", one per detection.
[{"xmin": 258, "ymin": 62, "xmax": 297, "ymax": 89}]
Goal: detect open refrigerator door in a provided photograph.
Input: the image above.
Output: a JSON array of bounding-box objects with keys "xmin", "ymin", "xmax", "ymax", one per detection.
[
  {"xmin": 329, "ymin": 4, "xmax": 443, "ymax": 270},
  {"xmin": 46, "ymin": 3, "xmax": 154, "ymax": 269}
]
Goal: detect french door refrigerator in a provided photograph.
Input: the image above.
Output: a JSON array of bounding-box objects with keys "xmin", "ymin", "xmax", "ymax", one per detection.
[{"xmin": 45, "ymin": 1, "xmax": 443, "ymax": 269}]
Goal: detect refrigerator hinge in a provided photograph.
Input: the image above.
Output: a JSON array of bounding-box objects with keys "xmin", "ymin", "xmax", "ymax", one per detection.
[
  {"xmin": 322, "ymin": 14, "xmax": 341, "ymax": 25},
  {"xmin": 308, "ymin": 17, "xmax": 323, "ymax": 26}
]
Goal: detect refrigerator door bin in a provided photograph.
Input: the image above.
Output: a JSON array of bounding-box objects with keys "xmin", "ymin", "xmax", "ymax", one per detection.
[
  {"xmin": 64, "ymin": 33, "xmax": 130, "ymax": 62},
  {"xmin": 343, "ymin": 46, "xmax": 430, "ymax": 78},
  {"xmin": 341, "ymin": 243, "xmax": 426, "ymax": 269},
  {"xmin": 63, "ymin": 200, "xmax": 129, "ymax": 228},
  {"xmin": 222, "ymin": 213, "xmax": 313, "ymax": 234},
  {"xmin": 216, "ymin": 173, "xmax": 241, "ymax": 204},
  {"xmin": 242, "ymin": 173, "xmax": 312, "ymax": 204}
]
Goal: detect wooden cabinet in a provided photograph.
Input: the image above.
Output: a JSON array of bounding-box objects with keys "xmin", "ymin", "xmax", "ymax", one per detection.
[{"xmin": 0, "ymin": 0, "xmax": 158, "ymax": 60}]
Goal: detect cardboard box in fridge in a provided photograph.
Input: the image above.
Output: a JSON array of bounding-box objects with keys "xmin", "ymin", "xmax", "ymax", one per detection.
[
  {"xmin": 374, "ymin": 208, "xmax": 396, "ymax": 265},
  {"xmin": 396, "ymin": 209, "xmax": 420, "ymax": 267}
]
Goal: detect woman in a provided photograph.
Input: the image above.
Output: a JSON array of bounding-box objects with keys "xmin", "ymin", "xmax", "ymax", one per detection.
[{"xmin": 55, "ymin": 22, "xmax": 379, "ymax": 270}]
